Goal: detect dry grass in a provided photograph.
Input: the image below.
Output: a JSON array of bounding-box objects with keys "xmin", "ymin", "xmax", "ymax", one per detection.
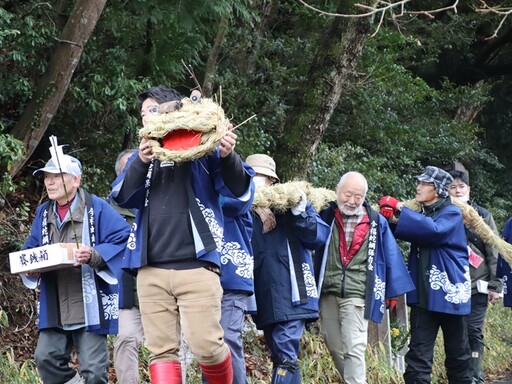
[{"xmin": 1, "ymin": 302, "xmax": 511, "ymax": 383}]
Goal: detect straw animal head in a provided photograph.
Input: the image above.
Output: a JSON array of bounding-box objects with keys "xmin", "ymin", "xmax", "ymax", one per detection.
[{"xmin": 139, "ymin": 90, "xmax": 228, "ymax": 162}]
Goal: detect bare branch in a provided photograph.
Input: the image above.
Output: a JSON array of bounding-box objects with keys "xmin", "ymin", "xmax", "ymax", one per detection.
[
  {"xmin": 297, "ymin": 0, "xmax": 409, "ymax": 18},
  {"xmin": 181, "ymin": 59, "xmax": 203, "ymax": 95},
  {"xmin": 297, "ymin": 0, "xmax": 510, "ymax": 39},
  {"xmin": 297, "ymin": 0, "xmax": 459, "ymax": 20},
  {"xmin": 371, "ymin": 6, "xmax": 387, "ymax": 37},
  {"xmin": 407, "ymin": 0, "xmax": 459, "ymax": 17},
  {"xmin": 52, "ymin": 37, "xmax": 82, "ymax": 47},
  {"xmin": 476, "ymin": 1, "xmax": 512, "ymax": 39}
]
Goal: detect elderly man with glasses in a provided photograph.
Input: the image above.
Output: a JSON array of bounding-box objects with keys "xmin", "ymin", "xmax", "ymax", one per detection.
[{"xmin": 379, "ymin": 166, "xmax": 472, "ymax": 384}]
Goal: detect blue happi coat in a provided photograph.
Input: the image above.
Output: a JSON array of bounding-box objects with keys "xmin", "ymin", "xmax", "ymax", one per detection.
[
  {"xmin": 497, "ymin": 217, "xmax": 512, "ymax": 307},
  {"xmin": 219, "ymin": 182, "xmax": 255, "ymax": 294},
  {"xmin": 395, "ymin": 203, "xmax": 471, "ymax": 315},
  {"xmin": 251, "ymin": 204, "xmax": 330, "ymax": 329},
  {"xmin": 110, "ymin": 150, "xmax": 254, "ymax": 270},
  {"xmin": 21, "ymin": 191, "xmax": 130, "ymax": 334},
  {"xmin": 315, "ymin": 201, "xmax": 415, "ymax": 323}
]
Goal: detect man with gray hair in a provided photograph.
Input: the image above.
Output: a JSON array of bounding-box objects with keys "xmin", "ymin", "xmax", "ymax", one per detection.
[
  {"xmin": 314, "ymin": 172, "xmax": 414, "ymax": 384},
  {"xmin": 22, "ymin": 150, "xmax": 130, "ymax": 384}
]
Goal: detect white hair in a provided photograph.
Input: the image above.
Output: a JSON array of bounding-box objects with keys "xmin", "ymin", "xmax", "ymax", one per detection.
[
  {"xmin": 337, "ymin": 172, "xmax": 368, "ymax": 195},
  {"xmin": 115, "ymin": 149, "xmax": 137, "ymax": 176}
]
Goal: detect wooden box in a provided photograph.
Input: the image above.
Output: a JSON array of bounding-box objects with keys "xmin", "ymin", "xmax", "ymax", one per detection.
[{"xmin": 9, "ymin": 243, "xmax": 77, "ymax": 274}]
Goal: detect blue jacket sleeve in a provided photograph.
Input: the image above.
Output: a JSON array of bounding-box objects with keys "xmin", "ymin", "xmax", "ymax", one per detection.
[
  {"xmin": 380, "ymin": 218, "xmax": 415, "ymax": 298},
  {"xmin": 503, "ymin": 218, "xmax": 512, "ymax": 243},
  {"xmin": 93, "ymin": 197, "xmax": 131, "ymax": 278},
  {"xmin": 292, "ymin": 204, "xmax": 330, "ymax": 250},
  {"xmin": 220, "ymin": 164, "xmax": 255, "ymax": 218},
  {"xmin": 109, "ymin": 152, "xmax": 147, "ymax": 209},
  {"xmin": 395, "ymin": 205, "xmax": 463, "ymax": 247}
]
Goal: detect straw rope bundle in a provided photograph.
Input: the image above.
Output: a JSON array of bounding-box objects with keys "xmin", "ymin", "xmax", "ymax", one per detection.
[
  {"xmin": 255, "ymin": 182, "xmax": 512, "ymax": 264},
  {"xmin": 139, "ymin": 95, "xmax": 228, "ymax": 162},
  {"xmin": 252, "ymin": 181, "xmax": 336, "ymax": 214},
  {"xmin": 401, "ymin": 197, "xmax": 512, "ymax": 265}
]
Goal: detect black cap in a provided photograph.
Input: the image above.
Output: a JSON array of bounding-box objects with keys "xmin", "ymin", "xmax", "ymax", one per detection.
[{"xmin": 448, "ymin": 169, "xmax": 469, "ymax": 186}]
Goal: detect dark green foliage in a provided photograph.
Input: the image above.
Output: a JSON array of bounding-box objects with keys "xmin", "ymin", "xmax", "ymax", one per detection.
[
  {"xmin": 0, "ymin": 4, "xmax": 55, "ymax": 126},
  {"xmin": 0, "ymin": 1, "xmax": 511, "ymax": 212},
  {"xmin": 1, "ymin": 1, "xmax": 512, "ymax": 381},
  {"xmin": 311, "ymin": 33, "xmax": 497, "ymax": 201}
]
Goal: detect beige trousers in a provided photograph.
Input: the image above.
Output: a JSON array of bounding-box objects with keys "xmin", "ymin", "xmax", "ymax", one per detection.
[
  {"xmin": 319, "ymin": 295, "xmax": 368, "ymax": 384},
  {"xmin": 113, "ymin": 307, "xmax": 144, "ymax": 384},
  {"xmin": 137, "ymin": 266, "xmax": 229, "ymax": 365}
]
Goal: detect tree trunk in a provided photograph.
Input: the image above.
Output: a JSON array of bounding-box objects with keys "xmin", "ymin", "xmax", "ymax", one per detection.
[
  {"xmin": 243, "ymin": 0, "xmax": 275, "ymax": 76},
  {"xmin": 273, "ymin": 0, "xmax": 370, "ymax": 181},
  {"xmin": 454, "ymin": 80, "xmax": 485, "ymax": 124},
  {"xmin": 203, "ymin": 15, "xmax": 230, "ymax": 98},
  {"xmin": 9, "ymin": 0, "xmax": 107, "ymax": 177}
]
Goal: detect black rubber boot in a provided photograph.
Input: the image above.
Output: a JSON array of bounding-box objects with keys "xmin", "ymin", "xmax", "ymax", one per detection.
[{"xmin": 271, "ymin": 360, "xmax": 299, "ymax": 384}]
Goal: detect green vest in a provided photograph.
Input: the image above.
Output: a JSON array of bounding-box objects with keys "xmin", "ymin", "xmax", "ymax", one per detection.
[{"xmin": 321, "ymin": 222, "xmax": 368, "ymax": 299}]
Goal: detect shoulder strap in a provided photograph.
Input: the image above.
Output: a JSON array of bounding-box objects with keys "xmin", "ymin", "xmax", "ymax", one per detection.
[
  {"xmin": 40, "ymin": 201, "xmax": 52, "ymax": 246},
  {"xmin": 186, "ymin": 162, "xmax": 217, "ymax": 253},
  {"xmin": 363, "ymin": 201, "xmax": 379, "ymax": 320},
  {"xmin": 82, "ymin": 190, "xmax": 96, "ymax": 247},
  {"xmin": 285, "ymin": 213, "xmax": 308, "ymax": 304}
]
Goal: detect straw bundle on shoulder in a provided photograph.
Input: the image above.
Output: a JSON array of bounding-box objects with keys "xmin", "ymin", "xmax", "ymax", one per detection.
[
  {"xmin": 254, "ymin": 181, "xmax": 512, "ymax": 264},
  {"xmin": 400, "ymin": 197, "xmax": 512, "ymax": 265},
  {"xmin": 252, "ymin": 181, "xmax": 336, "ymax": 213},
  {"xmin": 139, "ymin": 96, "xmax": 228, "ymax": 162},
  {"xmin": 452, "ymin": 198, "xmax": 512, "ymax": 266},
  {"xmin": 305, "ymin": 185, "xmax": 338, "ymax": 212}
]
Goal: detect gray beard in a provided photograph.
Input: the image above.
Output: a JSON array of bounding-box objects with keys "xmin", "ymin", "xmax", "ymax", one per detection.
[{"xmin": 338, "ymin": 203, "xmax": 366, "ymax": 217}]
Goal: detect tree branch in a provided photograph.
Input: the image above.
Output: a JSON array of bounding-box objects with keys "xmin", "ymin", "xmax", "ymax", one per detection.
[
  {"xmin": 297, "ymin": 0, "xmax": 504, "ymax": 40},
  {"xmin": 297, "ymin": 0, "xmax": 459, "ymax": 19},
  {"xmin": 476, "ymin": 1, "xmax": 512, "ymax": 39}
]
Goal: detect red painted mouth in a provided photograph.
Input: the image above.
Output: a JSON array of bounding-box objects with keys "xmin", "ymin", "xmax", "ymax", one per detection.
[{"xmin": 162, "ymin": 129, "xmax": 202, "ymax": 150}]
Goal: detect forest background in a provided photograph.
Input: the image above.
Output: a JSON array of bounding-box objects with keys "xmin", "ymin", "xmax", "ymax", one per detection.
[{"xmin": 1, "ymin": 0, "xmax": 512, "ymax": 383}]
